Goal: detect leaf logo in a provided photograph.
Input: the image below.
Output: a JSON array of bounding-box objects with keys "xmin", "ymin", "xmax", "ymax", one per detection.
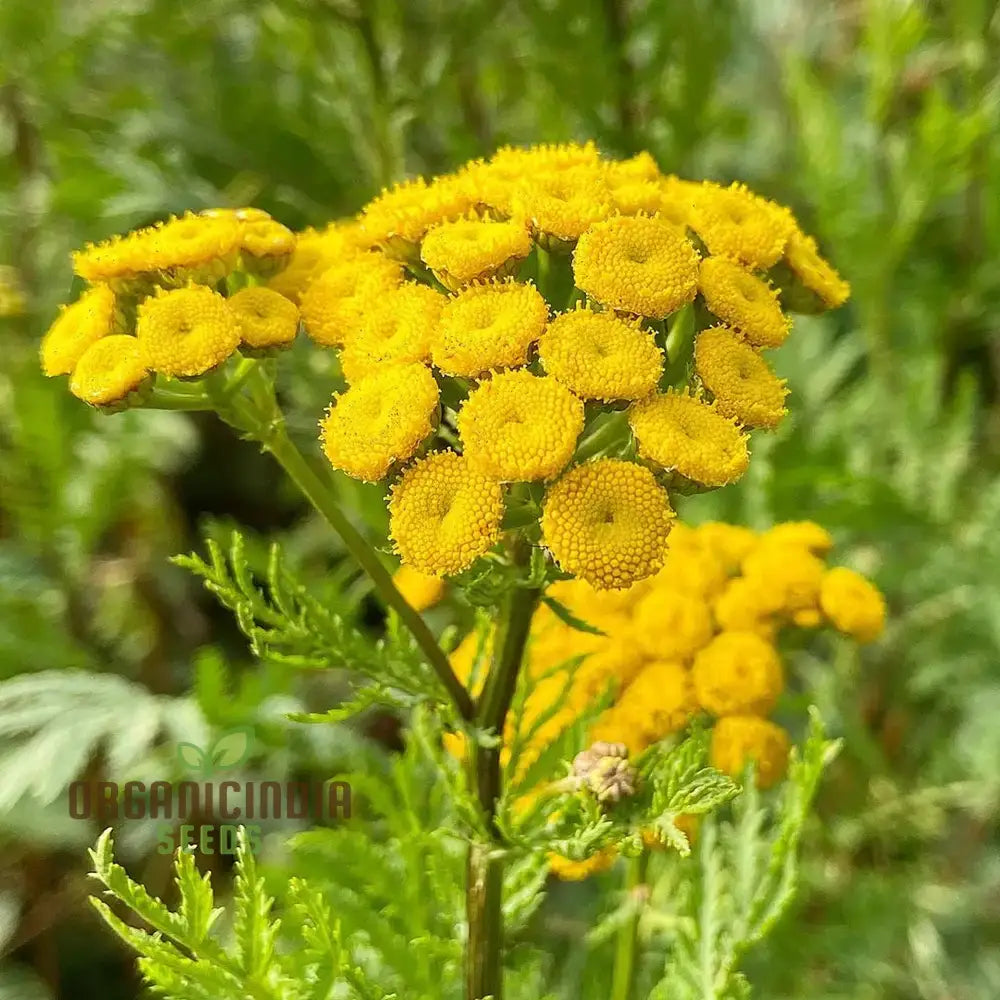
[{"xmin": 176, "ymin": 727, "xmax": 253, "ymax": 777}]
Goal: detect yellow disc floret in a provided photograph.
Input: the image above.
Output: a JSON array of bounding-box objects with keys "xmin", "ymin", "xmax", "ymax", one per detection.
[
  {"xmin": 388, "ymin": 451, "xmax": 505, "ymax": 575},
  {"xmin": 633, "ymin": 588, "xmax": 714, "ymax": 662},
  {"xmin": 628, "ymin": 390, "xmax": 750, "ymax": 487},
  {"xmin": 136, "ymin": 285, "xmax": 242, "ymax": 377},
  {"xmin": 573, "ymin": 215, "xmax": 700, "ymax": 318},
  {"xmin": 69, "ymin": 336, "xmax": 149, "ymax": 407},
  {"xmin": 40, "ymin": 284, "xmax": 117, "ymax": 376},
  {"xmin": 612, "ymin": 660, "xmax": 697, "ymax": 748},
  {"xmin": 457, "ymin": 369, "xmax": 584, "ymax": 482},
  {"xmin": 267, "ymin": 223, "xmax": 370, "ymax": 303},
  {"xmin": 320, "ymin": 363, "xmax": 439, "ymax": 482},
  {"xmin": 710, "ymin": 715, "xmax": 790, "ymax": 789},
  {"xmin": 431, "ymin": 279, "xmax": 548, "ymax": 377},
  {"xmin": 819, "ymin": 566, "xmax": 886, "ymax": 643},
  {"xmin": 226, "ymin": 286, "xmax": 299, "ymax": 350},
  {"xmin": 340, "ymin": 282, "xmax": 444, "ymax": 381},
  {"xmin": 511, "ymin": 165, "xmax": 612, "ymax": 247},
  {"xmin": 692, "ymin": 630, "xmax": 784, "ymax": 716},
  {"xmin": 420, "ymin": 216, "xmax": 531, "ymax": 290},
  {"xmin": 689, "ymin": 182, "xmax": 795, "ymax": 270},
  {"xmin": 759, "ymin": 521, "xmax": 833, "ymax": 555},
  {"xmin": 784, "ymin": 228, "xmax": 850, "ymax": 309},
  {"xmin": 699, "ymin": 256, "xmax": 790, "ymax": 348},
  {"xmin": 538, "ymin": 305, "xmax": 663, "ymax": 402},
  {"xmin": 299, "ymin": 255, "xmax": 403, "ymax": 347},
  {"xmin": 541, "ymin": 459, "xmax": 674, "ymax": 589},
  {"xmin": 694, "ymin": 325, "xmax": 788, "ymax": 428}
]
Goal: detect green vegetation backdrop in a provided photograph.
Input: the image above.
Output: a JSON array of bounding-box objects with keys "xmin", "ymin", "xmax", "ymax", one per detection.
[{"xmin": 1, "ymin": 1, "xmax": 998, "ymax": 998}]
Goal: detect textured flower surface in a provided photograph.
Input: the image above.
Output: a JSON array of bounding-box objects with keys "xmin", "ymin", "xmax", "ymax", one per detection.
[
  {"xmin": 136, "ymin": 285, "xmax": 242, "ymax": 377},
  {"xmin": 41, "ymin": 284, "xmax": 117, "ymax": 376},
  {"xmin": 420, "ymin": 216, "xmax": 531, "ymax": 289},
  {"xmin": 699, "ymin": 256, "xmax": 790, "ymax": 348},
  {"xmin": 710, "ymin": 715, "xmax": 790, "ymax": 789},
  {"xmin": 388, "ymin": 451, "xmax": 504, "ymax": 575},
  {"xmin": 457, "ymin": 369, "xmax": 584, "ymax": 482},
  {"xmin": 820, "ymin": 566, "xmax": 887, "ymax": 642},
  {"xmin": 540, "ymin": 459, "xmax": 674, "ymax": 589},
  {"xmin": 784, "ymin": 228, "xmax": 851, "ymax": 308},
  {"xmin": 692, "ymin": 630, "xmax": 784, "ymax": 716},
  {"xmin": 227, "ymin": 286, "xmax": 299, "ymax": 350},
  {"xmin": 538, "ymin": 306, "xmax": 663, "ymax": 401},
  {"xmin": 628, "ymin": 390, "xmax": 750, "ymax": 487},
  {"xmin": 573, "ymin": 214, "xmax": 700, "ymax": 318},
  {"xmin": 69, "ymin": 335, "xmax": 148, "ymax": 406},
  {"xmin": 320, "ymin": 364, "xmax": 439, "ymax": 483}
]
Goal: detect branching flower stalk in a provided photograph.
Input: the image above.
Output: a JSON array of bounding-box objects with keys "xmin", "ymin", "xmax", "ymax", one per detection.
[{"xmin": 40, "ymin": 143, "xmax": 873, "ymax": 1000}]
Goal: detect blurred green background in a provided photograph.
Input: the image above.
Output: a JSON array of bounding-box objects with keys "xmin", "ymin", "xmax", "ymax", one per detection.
[{"xmin": 1, "ymin": 1, "xmax": 999, "ymax": 998}]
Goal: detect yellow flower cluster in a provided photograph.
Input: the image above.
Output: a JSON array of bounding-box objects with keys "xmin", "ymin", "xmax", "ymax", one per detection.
[
  {"xmin": 441, "ymin": 519, "xmax": 884, "ymax": 879},
  {"xmin": 43, "ymin": 208, "xmax": 302, "ymax": 407},
  {"xmin": 297, "ymin": 143, "xmax": 848, "ymax": 587}
]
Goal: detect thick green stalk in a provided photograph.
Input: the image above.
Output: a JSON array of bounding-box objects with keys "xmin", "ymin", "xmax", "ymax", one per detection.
[
  {"xmin": 610, "ymin": 851, "xmax": 650, "ymax": 1000},
  {"xmin": 466, "ymin": 555, "xmax": 542, "ymax": 1000}
]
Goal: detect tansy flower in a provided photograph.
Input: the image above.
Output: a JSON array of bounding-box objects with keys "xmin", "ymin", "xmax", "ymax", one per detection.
[
  {"xmin": 538, "ymin": 306, "xmax": 663, "ymax": 402},
  {"xmin": 136, "ymin": 285, "xmax": 242, "ymax": 377},
  {"xmin": 710, "ymin": 716, "xmax": 790, "ymax": 789},
  {"xmin": 693, "ymin": 325, "xmax": 788, "ymax": 429},
  {"xmin": 457, "ymin": 370, "xmax": 584, "ymax": 482},
  {"xmin": 693, "ymin": 521, "xmax": 758, "ymax": 571},
  {"xmin": 698, "ymin": 257, "xmax": 790, "ymax": 349},
  {"xmin": 40, "ymin": 284, "xmax": 117, "ymax": 376},
  {"xmin": 511, "ymin": 165, "xmax": 612, "ymax": 248},
  {"xmin": 359, "ymin": 174, "xmax": 474, "ymax": 257},
  {"xmin": 713, "ymin": 578, "xmax": 780, "ymax": 634},
  {"xmin": 546, "ymin": 577, "xmax": 640, "ymax": 633},
  {"xmin": 598, "ymin": 661, "xmax": 697, "ymax": 754},
  {"xmin": 267, "ymin": 224, "xmax": 369, "ymax": 303},
  {"xmin": 573, "ymin": 214, "xmax": 700, "ymax": 318},
  {"xmin": 741, "ymin": 544, "xmax": 825, "ymax": 614},
  {"xmin": 388, "ymin": 451, "xmax": 505, "ymax": 575},
  {"xmin": 633, "ymin": 589, "xmax": 714, "ymax": 662},
  {"xmin": 548, "ymin": 847, "xmax": 617, "ymax": 881},
  {"xmin": 69, "ymin": 336, "xmax": 149, "ymax": 407},
  {"xmin": 420, "ymin": 216, "xmax": 531, "ymax": 290},
  {"xmin": 320, "ymin": 363, "xmax": 439, "ymax": 482},
  {"xmin": 540, "ymin": 459, "xmax": 674, "ymax": 590},
  {"xmin": 784, "ymin": 228, "xmax": 850, "ymax": 309},
  {"xmin": 299, "ymin": 255, "xmax": 403, "ymax": 347},
  {"xmin": 226, "ymin": 286, "xmax": 299, "ymax": 350},
  {"xmin": 652, "ymin": 537, "xmax": 730, "ymax": 599},
  {"xmin": 759, "ymin": 521, "xmax": 833, "ymax": 555},
  {"xmin": 628, "ymin": 390, "xmax": 750, "ymax": 487},
  {"xmin": 431, "ymin": 279, "xmax": 548, "ymax": 377},
  {"xmin": 819, "ymin": 566, "xmax": 886, "ymax": 643},
  {"xmin": 689, "ymin": 182, "xmax": 795, "ymax": 270},
  {"xmin": 656, "ymin": 175, "xmax": 701, "ymax": 229},
  {"xmin": 340, "ymin": 282, "xmax": 444, "ymax": 381},
  {"xmin": 393, "ymin": 565, "xmax": 446, "ymax": 613},
  {"xmin": 692, "ymin": 630, "xmax": 784, "ymax": 716},
  {"xmin": 239, "ymin": 217, "xmax": 296, "ymax": 275}
]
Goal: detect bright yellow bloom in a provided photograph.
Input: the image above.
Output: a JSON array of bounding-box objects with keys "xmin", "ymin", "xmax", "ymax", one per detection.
[
  {"xmin": 656, "ymin": 175, "xmax": 700, "ymax": 229},
  {"xmin": 40, "ymin": 284, "xmax": 117, "ymax": 376},
  {"xmin": 611, "ymin": 660, "xmax": 697, "ymax": 749},
  {"xmin": 548, "ymin": 847, "xmax": 617, "ymax": 881},
  {"xmin": 710, "ymin": 716, "xmax": 790, "ymax": 789},
  {"xmin": 693, "ymin": 521, "xmax": 758, "ymax": 571},
  {"xmin": 393, "ymin": 566, "xmax": 446, "ymax": 613},
  {"xmin": 267, "ymin": 224, "xmax": 370, "ymax": 303},
  {"xmin": 689, "ymin": 182, "xmax": 795, "ymax": 270},
  {"xmin": 431, "ymin": 279, "xmax": 548, "ymax": 377},
  {"xmin": 819, "ymin": 566, "xmax": 886, "ymax": 643},
  {"xmin": 512, "ymin": 165, "xmax": 613, "ymax": 247},
  {"xmin": 420, "ymin": 216, "xmax": 531, "ymax": 290},
  {"xmin": 320, "ymin": 364, "xmax": 439, "ymax": 482},
  {"xmin": 339, "ymin": 282, "xmax": 444, "ymax": 381},
  {"xmin": 299, "ymin": 255, "xmax": 403, "ymax": 347},
  {"xmin": 538, "ymin": 306, "xmax": 663, "ymax": 402},
  {"xmin": 573, "ymin": 215, "xmax": 700, "ymax": 318},
  {"xmin": 692, "ymin": 630, "xmax": 784, "ymax": 716},
  {"xmin": 74, "ymin": 213, "xmax": 242, "ymax": 284},
  {"xmin": 698, "ymin": 257, "xmax": 790, "ymax": 349},
  {"xmin": 359, "ymin": 174, "xmax": 474, "ymax": 255},
  {"xmin": 388, "ymin": 451, "xmax": 505, "ymax": 575},
  {"xmin": 759, "ymin": 521, "xmax": 834, "ymax": 555},
  {"xmin": 741, "ymin": 543, "xmax": 825, "ymax": 615},
  {"xmin": 628, "ymin": 390, "xmax": 750, "ymax": 487},
  {"xmin": 605, "ymin": 153, "xmax": 664, "ymax": 215},
  {"xmin": 239, "ymin": 217, "xmax": 296, "ymax": 274},
  {"xmin": 693, "ymin": 325, "xmax": 788, "ymax": 429},
  {"xmin": 653, "ymin": 536, "xmax": 730, "ymax": 599},
  {"xmin": 784, "ymin": 228, "xmax": 850, "ymax": 309},
  {"xmin": 541, "ymin": 459, "xmax": 674, "ymax": 590},
  {"xmin": 634, "ymin": 588, "xmax": 714, "ymax": 662},
  {"xmin": 226, "ymin": 286, "xmax": 299, "ymax": 350},
  {"xmin": 69, "ymin": 336, "xmax": 149, "ymax": 407},
  {"xmin": 457, "ymin": 370, "xmax": 584, "ymax": 482},
  {"xmin": 136, "ymin": 285, "xmax": 242, "ymax": 377},
  {"xmin": 713, "ymin": 577, "xmax": 780, "ymax": 633}
]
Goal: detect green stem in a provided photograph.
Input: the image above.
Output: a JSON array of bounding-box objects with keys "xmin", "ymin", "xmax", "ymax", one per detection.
[
  {"xmin": 466, "ymin": 544, "xmax": 542, "ymax": 1000},
  {"xmin": 611, "ymin": 851, "xmax": 650, "ymax": 1000},
  {"xmin": 573, "ymin": 410, "xmax": 630, "ymax": 463},
  {"xmin": 143, "ymin": 387, "xmax": 215, "ymax": 411}
]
